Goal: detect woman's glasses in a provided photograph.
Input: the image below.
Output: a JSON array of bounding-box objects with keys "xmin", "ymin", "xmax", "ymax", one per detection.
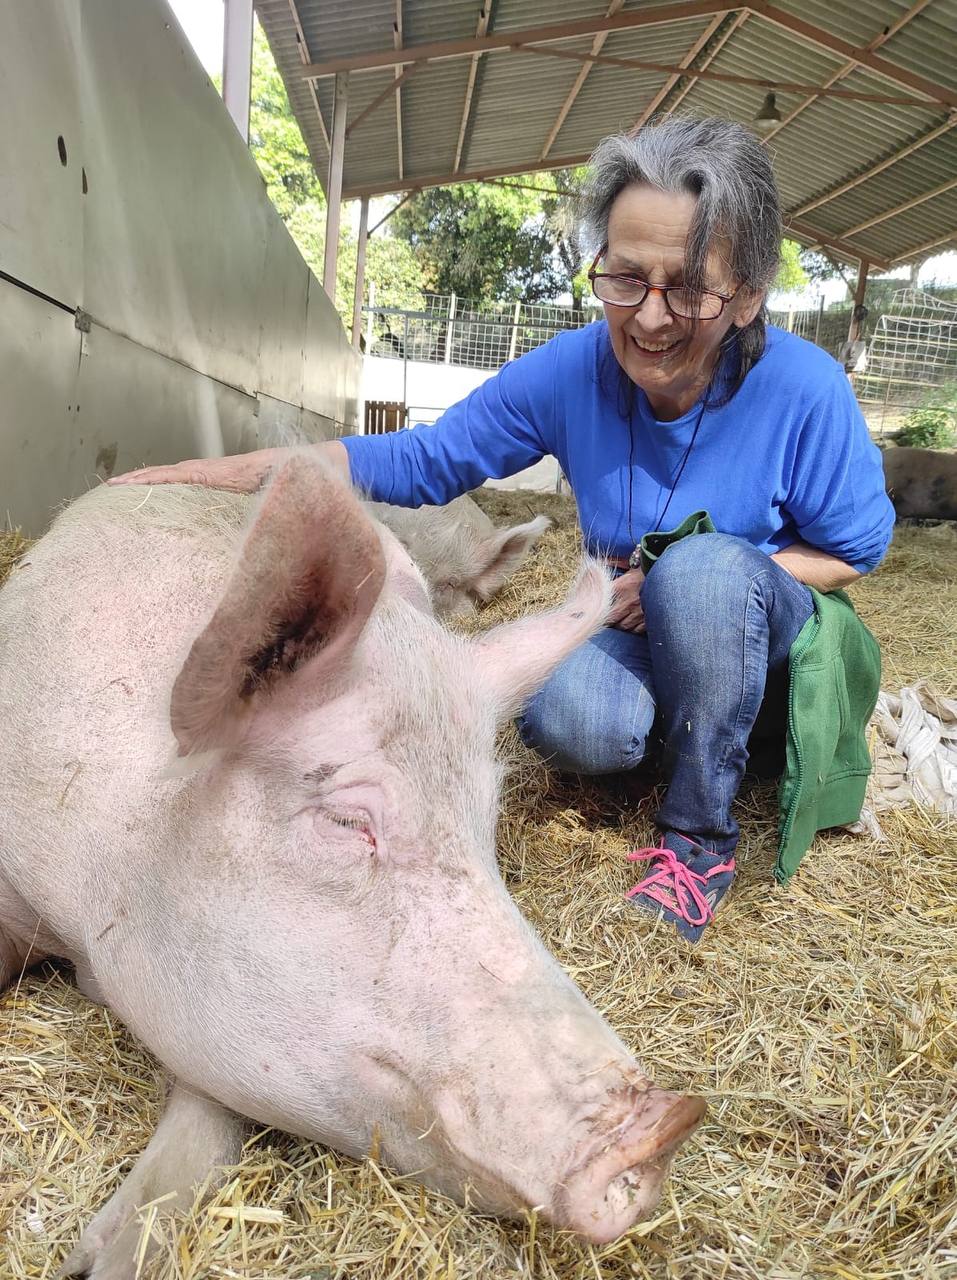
[{"xmin": 588, "ymin": 253, "xmax": 737, "ymax": 320}]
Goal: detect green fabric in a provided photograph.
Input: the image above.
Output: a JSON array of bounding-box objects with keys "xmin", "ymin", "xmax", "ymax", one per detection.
[
  {"xmin": 643, "ymin": 513, "xmax": 881, "ymax": 884},
  {"xmin": 775, "ymin": 588, "xmax": 881, "ymax": 883},
  {"xmin": 639, "ymin": 509, "xmax": 716, "ymax": 574}
]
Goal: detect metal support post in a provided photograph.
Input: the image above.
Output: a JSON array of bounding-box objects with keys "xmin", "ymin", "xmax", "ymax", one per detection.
[
  {"xmin": 222, "ymin": 0, "xmax": 254, "ymax": 142},
  {"xmin": 444, "ymin": 293, "xmax": 457, "ymax": 363},
  {"xmin": 352, "ymin": 196, "xmax": 369, "ymax": 349},
  {"xmin": 507, "ymin": 298, "xmax": 521, "ymax": 361},
  {"xmin": 848, "ymin": 259, "xmax": 870, "ymax": 345},
  {"xmin": 365, "ymin": 279, "xmax": 376, "ymax": 356},
  {"xmin": 323, "ymin": 72, "xmax": 349, "ymax": 302}
]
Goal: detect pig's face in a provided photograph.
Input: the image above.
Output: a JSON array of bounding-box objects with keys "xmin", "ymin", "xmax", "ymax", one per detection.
[
  {"xmin": 371, "ymin": 498, "xmax": 551, "ymax": 620},
  {"xmin": 162, "ymin": 457, "xmax": 704, "ymax": 1243}
]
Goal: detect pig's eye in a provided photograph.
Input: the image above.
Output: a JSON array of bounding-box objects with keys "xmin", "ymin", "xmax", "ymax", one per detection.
[{"xmin": 319, "ymin": 808, "xmax": 377, "ymax": 853}]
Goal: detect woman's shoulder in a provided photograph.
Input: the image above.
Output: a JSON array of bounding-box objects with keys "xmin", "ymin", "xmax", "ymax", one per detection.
[
  {"xmin": 507, "ymin": 320, "xmax": 611, "ymax": 397},
  {"xmin": 750, "ymin": 325, "xmax": 847, "ymax": 399}
]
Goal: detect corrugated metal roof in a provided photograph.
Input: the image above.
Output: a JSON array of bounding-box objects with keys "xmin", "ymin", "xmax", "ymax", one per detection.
[{"xmin": 255, "ymin": 0, "xmax": 957, "ymax": 267}]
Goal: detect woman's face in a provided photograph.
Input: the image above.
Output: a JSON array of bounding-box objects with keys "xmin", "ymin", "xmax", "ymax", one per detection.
[{"xmin": 600, "ymin": 183, "xmax": 763, "ymax": 419}]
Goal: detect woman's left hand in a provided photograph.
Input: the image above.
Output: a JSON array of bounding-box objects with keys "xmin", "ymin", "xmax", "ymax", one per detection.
[{"xmin": 608, "ymin": 567, "xmax": 646, "ymax": 633}]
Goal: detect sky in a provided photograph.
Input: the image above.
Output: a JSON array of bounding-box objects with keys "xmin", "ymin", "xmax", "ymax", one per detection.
[
  {"xmin": 169, "ymin": 0, "xmax": 224, "ymax": 75},
  {"xmin": 167, "ymin": 0, "xmax": 955, "ymax": 297}
]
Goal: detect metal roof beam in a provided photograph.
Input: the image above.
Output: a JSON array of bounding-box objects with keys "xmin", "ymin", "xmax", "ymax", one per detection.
[
  {"xmin": 393, "ymin": 1, "xmax": 404, "ymax": 180},
  {"xmin": 791, "ymin": 115, "xmax": 957, "ymax": 217},
  {"xmin": 539, "ymin": 0, "xmax": 626, "ymax": 162},
  {"xmin": 517, "ymin": 41, "xmax": 940, "ymax": 108},
  {"xmin": 758, "ymin": 0, "xmax": 936, "ymax": 145},
  {"xmin": 786, "ymin": 217, "xmax": 890, "ymax": 269},
  {"xmin": 630, "ymin": 11, "xmax": 727, "ymax": 132},
  {"xmin": 301, "ymin": 1, "xmax": 733, "ymax": 77},
  {"xmin": 343, "ymin": 151, "xmax": 596, "ymax": 199},
  {"xmin": 345, "ymin": 62, "xmax": 421, "ymax": 139},
  {"xmin": 664, "ymin": 9, "xmax": 748, "ymax": 115},
  {"xmin": 301, "ymin": 1, "xmax": 957, "ymax": 109},
  {"xmin": 285, "ymin": 0, "xmax": 330, "ymax": 151},
  {"xmin": 749, "ymin": 2, "xmax": 956, "ymax": 106},
  {"xmin": 454, "ymin": 3, "xmax": 493, "ymax": 174},
  {"xmin": 840, "ymin": 176, "xmax": 957, "ymax": 238},
  {"xmin": 891, "ymin": 229, "xmax": 957, "ymax": 265}
]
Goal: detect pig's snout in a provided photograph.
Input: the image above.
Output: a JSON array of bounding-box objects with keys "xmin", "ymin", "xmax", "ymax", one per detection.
[{"xmin": 552, "ymin": 1087, "xmax": 706, "ymax": 1244}]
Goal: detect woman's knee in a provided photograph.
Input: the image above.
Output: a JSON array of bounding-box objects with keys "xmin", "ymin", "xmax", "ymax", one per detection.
[
  {"xmin": 642, "ymin": 533, "xmax": 764, "ymax": 613},
  {"xmin": 517, "ymin": 676, "xmax": 655, "ymax": 776}
]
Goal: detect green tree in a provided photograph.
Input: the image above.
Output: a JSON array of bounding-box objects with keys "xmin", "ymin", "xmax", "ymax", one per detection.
[
  {"xmin": 773, "ymin": 239, "xmax": 808, "ymax": 294},
  {"xmin": 247, "ymin": 27, "xmax": 321, "ymax": 220},
  {"xmin": 244, "ymin": 24, "xmax": 425, "ymax": 323},
  {"xmin": 391, "ymin": 179, "xmax": 569, "ymax": 303},
  {"xmin": 286, "ymin": 199, "xmax": 424, "ymax": 318}
]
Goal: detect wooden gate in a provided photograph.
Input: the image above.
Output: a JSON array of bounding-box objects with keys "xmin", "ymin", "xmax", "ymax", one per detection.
[{"xmin": 364, "ymin": 400, "xmax": 406, "ymax": 434}]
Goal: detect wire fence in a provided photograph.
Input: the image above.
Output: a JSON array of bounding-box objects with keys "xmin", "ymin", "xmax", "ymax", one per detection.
[
  {"xmin": 853, "ymin": 290, "xmax": 957, "ymax": 435},
  {"xmin": 363, "ymin": 289, "xmax": 957, "ymax": 437},
  {"xmin": 364, "ymin": 292, "xmax": 601, "ymax": 371},
  {"xmin": 766, "ymin": 302, "xmax": 852, "ymax": 360}
]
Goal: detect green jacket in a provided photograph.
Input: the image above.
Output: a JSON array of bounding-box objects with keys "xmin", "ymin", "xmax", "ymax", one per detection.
[
  {"xmin": 775, "ymin": 587, "xmax": 881, "ymax": 883},
  {"xmin": 640, "ymin": 512, "xmax": 881, "ymax": 884}
]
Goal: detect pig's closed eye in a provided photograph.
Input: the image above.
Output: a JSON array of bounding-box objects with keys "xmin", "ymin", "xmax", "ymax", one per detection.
[{"xmin": 318, "ymin": 807, "xmax": 377, "ymax": 853}]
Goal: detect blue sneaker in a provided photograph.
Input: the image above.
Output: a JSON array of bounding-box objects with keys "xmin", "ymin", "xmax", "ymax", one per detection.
[{"xmin": 625, "ymin": 832, "xmax": 736, "ymax": 943}]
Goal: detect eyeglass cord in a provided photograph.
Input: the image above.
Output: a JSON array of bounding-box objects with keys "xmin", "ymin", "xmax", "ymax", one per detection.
[{"xmin": 626, "ymin": 385, "xmax": 711, "ymax": 556}]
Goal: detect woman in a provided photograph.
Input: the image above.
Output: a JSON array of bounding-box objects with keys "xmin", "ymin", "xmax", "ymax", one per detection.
[{"xmin": 114, "ymin": 117, "xmax": 894, "ymax": 943}]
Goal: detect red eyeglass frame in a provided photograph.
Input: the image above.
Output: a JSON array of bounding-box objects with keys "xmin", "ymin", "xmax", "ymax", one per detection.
[{"xmin": 587, "ymin": 250, "xmax": 738, "ymax": 318}]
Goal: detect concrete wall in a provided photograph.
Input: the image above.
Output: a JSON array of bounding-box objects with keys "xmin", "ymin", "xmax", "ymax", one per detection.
[{"xmin": 0, "ymin": 0, "xmax": 360, "ymax": 535}]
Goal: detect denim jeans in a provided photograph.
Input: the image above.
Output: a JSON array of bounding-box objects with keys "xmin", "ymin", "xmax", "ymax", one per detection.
[{"xmin": 517, "ymin": 533, "xmax": 815, "ymax": 855}]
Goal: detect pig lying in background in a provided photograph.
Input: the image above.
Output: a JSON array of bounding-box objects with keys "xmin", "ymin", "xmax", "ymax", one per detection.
[
  {"xmin": 883, "ymin": 446, "xmax": 957, "ymax": 521},
  {"xmin": 0, "ymin": 457, "xmax": 704, "ymax": 1279},
  {"xmin": 371, "ymin": 494, "xmax": 550, "ymax": 618}
]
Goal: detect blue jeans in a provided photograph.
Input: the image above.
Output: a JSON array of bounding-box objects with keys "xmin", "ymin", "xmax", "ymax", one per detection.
[{"xmin": 517, "ymin": 534, "xmax": 815, "ymax": 855}]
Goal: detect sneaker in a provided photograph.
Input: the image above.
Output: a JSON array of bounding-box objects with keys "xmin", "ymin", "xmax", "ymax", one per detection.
[{"xmin": 625, "ymin": 832, "xmax": 736, "ymax": 943}]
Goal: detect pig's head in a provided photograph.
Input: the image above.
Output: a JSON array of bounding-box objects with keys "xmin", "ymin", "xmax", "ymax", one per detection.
[
  {"xmin": 371, "ymin": 496, "xmax": 550, "ymax": 619},
  {"xmin": 165, "ymin": 455, "xmax": 705, "ymax": 1244},
  {"xmin": 428, "ymin": 510, "xmax": 551, "ymax": 619}
]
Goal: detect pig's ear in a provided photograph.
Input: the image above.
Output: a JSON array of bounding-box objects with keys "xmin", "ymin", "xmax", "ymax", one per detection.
[
  {"xmin": 170, "ymin": 455, "xmax": 385, "ymax": 756},
  {"xmin": 470, "ymin": 515, "xmax": 550, "ymax": 601},
  {"xmin": 472, "ymin": 560, "xmax": 612, "ymax": 716}
]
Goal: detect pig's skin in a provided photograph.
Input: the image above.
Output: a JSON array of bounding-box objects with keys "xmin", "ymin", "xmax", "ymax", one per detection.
[
  {"xmin": 882, "ymin": 446, "xmax": 957, "ymax": 522},
  {"xmin": 0, "ymin": 458, "xmax": 704, "ymax": 1278},
  {"xmin": 371, "ymin": 495, "xmax": 550, "ymax": 619}
]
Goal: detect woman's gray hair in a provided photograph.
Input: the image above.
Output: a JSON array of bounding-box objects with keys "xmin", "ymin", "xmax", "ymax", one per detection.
[{"xmin": 582, "ymin": 117, "xmax": 783, "ymax": 397}]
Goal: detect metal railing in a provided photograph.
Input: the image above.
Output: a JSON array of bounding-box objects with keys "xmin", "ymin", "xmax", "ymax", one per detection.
[{"xmin": 363, "ymin": 292, "xmax": 601, "ymax": 371}]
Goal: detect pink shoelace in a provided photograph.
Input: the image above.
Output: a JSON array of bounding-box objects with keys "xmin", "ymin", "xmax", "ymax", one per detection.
[{"xmin": 625, "ymin": 842, "xmax": 733, "ymax": 928}]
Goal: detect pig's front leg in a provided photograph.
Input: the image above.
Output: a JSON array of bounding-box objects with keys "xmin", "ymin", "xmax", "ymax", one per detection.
[{"xmin": 60, "ymin": 1079, "xmax": 244, "ymax": 1280}]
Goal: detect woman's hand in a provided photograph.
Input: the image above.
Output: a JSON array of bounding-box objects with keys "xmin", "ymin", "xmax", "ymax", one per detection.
[
  {"xmin": 109, "ymin": 447, "xmax": 288, "ymax": 492},
  {"xmin": 108, "ymin": 442, "xmax": 352, "ymax": 493},
  {"xmin": 608, "ymin": 567, "xmax": 646, "ymax": 633}
]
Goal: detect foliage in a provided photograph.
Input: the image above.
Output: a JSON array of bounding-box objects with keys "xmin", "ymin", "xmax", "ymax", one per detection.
[
  {"xmin": 391, "ymin": 177, "xmax": 572, "ymax": 304},
  {"xmin": 247, "ymin": 27, "xmax": 321, "ymax": 220},
  {"xmin": 243, "ymin": 25, "xmax": 426, "ymax": 324},
  {"xmin": 896, "ymin": 406, "xmax": 956, "ymax": 449},
  {"xmin": 773, "ymin": 240, "xmax": 808, "ymax": 294},
  {"xmin": 286, "ymin": 199, "xmax": 424, "ymax": 319}
]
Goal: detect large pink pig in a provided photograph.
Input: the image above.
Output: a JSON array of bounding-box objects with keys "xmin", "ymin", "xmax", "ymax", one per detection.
[{"xmin": 0, "ymin": 457, "xmax": 704, "ymax": 1278}]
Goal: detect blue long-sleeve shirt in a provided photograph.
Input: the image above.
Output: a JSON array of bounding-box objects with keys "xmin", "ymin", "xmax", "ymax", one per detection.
[{"xmin": 344, "ymin": 321, "xmax": 894, "ymax": 573}]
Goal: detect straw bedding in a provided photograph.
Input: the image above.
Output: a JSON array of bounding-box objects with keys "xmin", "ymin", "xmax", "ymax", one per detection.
[{"xmin": 1, "ymin": 500, "xmax": 955, "ymax": 1280}]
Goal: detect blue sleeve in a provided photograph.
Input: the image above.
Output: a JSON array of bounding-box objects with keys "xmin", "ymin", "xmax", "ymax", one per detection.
[
  {"xmin": 342, "ymin": 340, "xmax": 559, "ymax": 506},
  {"xmin": 783, "ymin": 368, "xmax": 894, "ymax": 574}
]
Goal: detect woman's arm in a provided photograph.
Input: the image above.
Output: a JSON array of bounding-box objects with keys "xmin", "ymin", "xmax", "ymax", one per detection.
[
  {"xmin": 771, "ymin": 541, "xmax": 861, "ymax": 592},
  {"xmin": 110, "ymin": 441, "xmax": 351, "ymax": 492}
]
